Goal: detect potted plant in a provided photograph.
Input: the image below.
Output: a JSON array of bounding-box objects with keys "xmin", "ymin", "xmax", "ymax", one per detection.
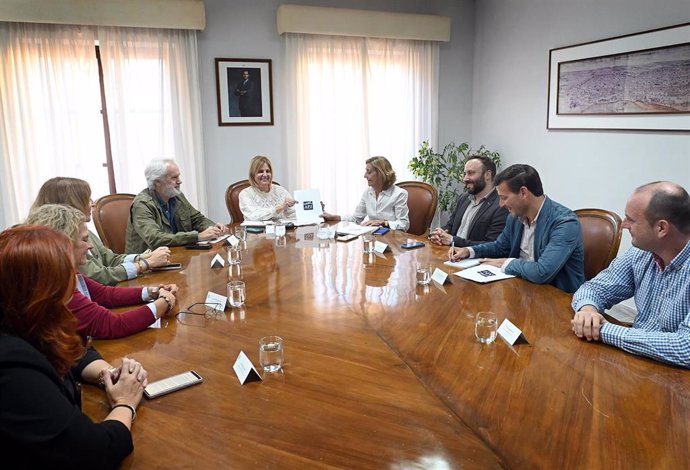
[{"xmin": 408, "ymin": 141, "xmax": 501, "ymax": 217}]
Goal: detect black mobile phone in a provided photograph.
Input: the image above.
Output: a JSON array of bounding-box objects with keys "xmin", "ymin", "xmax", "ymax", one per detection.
[
  {"xmin": 401, "ymin": 241, "xmax": 425, "ymax": 250},
  {"xmin": 184, "ymin": 243, "xmax": 212, "ymax": 250},
  {"xmin": 144, "ymin": 370, "xmax": 203, "ymax": 399},
  {"xmin": 373, "ymin": 227, "xmax": 390, "ymax": 235},
  {"xmin": 151, "ymin": 263, "xmax": 182, "ymax": 271}
]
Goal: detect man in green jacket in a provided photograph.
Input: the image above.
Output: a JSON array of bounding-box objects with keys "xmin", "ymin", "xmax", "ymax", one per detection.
[{"xmin": 126, "ymin": 159, "xmax": 227, "ymax": 253}]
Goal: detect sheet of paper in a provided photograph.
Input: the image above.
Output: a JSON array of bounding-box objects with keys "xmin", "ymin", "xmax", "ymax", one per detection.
[
  {"xmin": 293, "ymin": 189, "xmax": 323, "ymax": 224},
  {"xmin": 241, "ymin": 220, "xmax": 268, "ymax": 227},
  {"xmin": 148, "ymin": 318, "xmax": 161, "ymax": 329},
  {"xmin": 453, "ymin": 264, "xmax": 515, "ymax": 284},
  {"xmin": 336, "ymin": 222, "xmax": 377, "ymax": 236},
  {"xmin": 444, "ymin": 259, "xmax": 481, "ymax": 269}
]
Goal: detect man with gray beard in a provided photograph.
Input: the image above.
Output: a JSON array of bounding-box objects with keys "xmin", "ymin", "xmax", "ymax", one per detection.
[{"xmin": 126, "ymin": 158, "xmax": 226, "ymax": 252}]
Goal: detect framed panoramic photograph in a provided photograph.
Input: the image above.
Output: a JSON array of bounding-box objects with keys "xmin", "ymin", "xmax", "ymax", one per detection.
[
  {"xmin": 215, "ymin": 58, "xmax": 274, "ymax": 126},
  {"xmin": 547, "ymin": 23, "xmax": 690, "ymax": 131}
]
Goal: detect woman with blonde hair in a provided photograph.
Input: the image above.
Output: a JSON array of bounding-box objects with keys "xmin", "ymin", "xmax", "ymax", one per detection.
[
  {"xmin": 26, "ymin": 204, "xmax": 178, "ymax": 339},
  {"xmin": 0, "ymin": 225, "xmax": 147, "ymax": 468},
  {"xmin": 32, "ymin": 177, "xmax": 171, "ymax": 286},
  {"xmin": 323, "ymin": 156, "xmax": 409, "ymax": 231},
  {"xmin": 238, "ymin": 155, "xmax": 296, "ymax": 221}
]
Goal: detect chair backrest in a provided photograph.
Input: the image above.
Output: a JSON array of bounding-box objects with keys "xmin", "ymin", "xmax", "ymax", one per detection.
[
  {"xmin": 396, "ymin": 181, "xmax": 438, "ymax": 236},
  {"xmin": 93, "ymin": 193, "xmax": 135, "ymax": 254},
  {"xmin": 575, "ymin": 208, "xmax": 623, "ymax": 280},
  {"xmin": 225, "ymin": 180, "xmax": 281, "ymax": 224}
]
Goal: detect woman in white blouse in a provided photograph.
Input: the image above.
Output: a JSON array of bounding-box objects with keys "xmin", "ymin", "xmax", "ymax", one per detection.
[
  {"xmin": 239, "ymin": 156, "xmax": 296, "ymax": 221},
  {"xmin": 322, "ymin": 156, "xmax": 409, "ymax": 232}
]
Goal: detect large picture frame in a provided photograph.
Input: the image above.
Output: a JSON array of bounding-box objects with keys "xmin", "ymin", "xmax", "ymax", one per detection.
[
  {"xmin": 215, "ymin": 58, "xmax": 274, "ymax": 126},
  {"xmin": 547, "ymin": 23, "xmax": 690, "ymax": 131}
]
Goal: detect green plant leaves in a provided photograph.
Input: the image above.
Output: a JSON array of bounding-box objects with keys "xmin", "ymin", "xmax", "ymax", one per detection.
[{"xmin": 408, "ymin": 141, "xmax": 501, "ymax": 213}]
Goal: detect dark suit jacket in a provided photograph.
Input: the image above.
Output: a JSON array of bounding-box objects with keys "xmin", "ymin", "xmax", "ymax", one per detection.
[
  {"xmin": 472, "ymin": 196, "xmax": 585, "ymax": 293},
  {"xmin": 442, "ymin": 189, "xmax": 508, "ymax": 247}
]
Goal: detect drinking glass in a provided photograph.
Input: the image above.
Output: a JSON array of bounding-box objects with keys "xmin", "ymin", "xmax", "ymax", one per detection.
[
  {"xmin": 416, "ymin": 263, "xmax": 432, "ymax": 285},
  {"xmin": 227, "ymin": 245, "xmax": 242, "ymax": 265},
  {"xmin": 259, "ymin": 336, "xmax": 284, "ymax": 373},
  {"xmin": 275, "ymin": 222, "xmax": 286, "ymax": 237},
  {"xmin": 475, "ymin": 311, "xmax": 498, "ymax": 344},
  {"xmin": 234, "ymin": 225, "xmax": 247, "ymax": 241},
  {"xmin": 362, "ymin": 233, "xmax": 375, "ymax": 254},
  {"xmin": 227, "ymin": 281, "xmax": 245, "ymax": 308}
]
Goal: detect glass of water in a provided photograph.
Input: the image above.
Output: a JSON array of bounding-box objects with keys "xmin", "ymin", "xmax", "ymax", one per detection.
[
  {"xmin": 362, "ymin": 233, "xmax": 375, "ymax": 254},
  {"xmin": 259, "ymin": 336, "xmax": 284, "ymax": 373},
  {"xmin": 416, "ymin": 263, "xmax": 432, "ymax": 285},
  {"xmin": 227, "ymin": 244, "xmax": 242, "ymax": 265},
  {"xmin": 475, "ymin": 311, "xmax": 498, "ymax": 344},
  {"xmin": 234, "ymin": 225, "xmax": 247, "ymax": 241},
  {"xmin": 275, "ymin": 222, "xmax": 286, "ymax": 237},
  {"xmin": 227, "ymin": 281, "xmax": 245, "ymax": 308}
]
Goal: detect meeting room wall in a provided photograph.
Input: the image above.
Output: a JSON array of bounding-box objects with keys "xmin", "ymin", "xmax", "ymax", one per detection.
[
  {"xmin": 470, "ymin": 0, "xmax": 690, "ymax": 257},
  {"xmin": 198, "ymin": 0, "xmax": 476, "ymax": 223}
]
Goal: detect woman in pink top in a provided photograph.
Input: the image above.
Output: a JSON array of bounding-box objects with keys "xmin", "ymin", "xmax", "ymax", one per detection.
[{"xmin": 25, "ymin": 204, "xmax": 179, "ymax": 339}]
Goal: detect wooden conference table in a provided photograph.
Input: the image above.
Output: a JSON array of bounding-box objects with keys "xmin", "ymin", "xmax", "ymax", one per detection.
[{"xmin": 83, "ymin": 228, "xmax": 690, "ymax": 469}]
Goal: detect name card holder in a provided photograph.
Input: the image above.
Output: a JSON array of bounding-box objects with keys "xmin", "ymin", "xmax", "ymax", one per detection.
[
  {"xmin": 233, "ymin": 351, "xmax": 263, "ymax": 384},
  {"xmin": 373, "ymin": 241, "xmax": 389, "ymax": 254},
  {"xmin": 210, "ymin": 253, "xmax": 225, "ymax": 268},
  {"xmin": 431, "ymin": 267, "xmax": 450, "ymax": 285},
  {"xmin": 205, "ymin": 291, "xmax": 228, "ymax": 312},
  {"xmin": 497, "ymin": 318, "xmax": 529, "ymax": 345}
]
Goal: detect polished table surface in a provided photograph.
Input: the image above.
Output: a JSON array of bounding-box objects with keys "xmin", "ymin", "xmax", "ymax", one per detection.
[{"xmin": 84, "ymin": 228, "xmax": 690, "ymax": 469}]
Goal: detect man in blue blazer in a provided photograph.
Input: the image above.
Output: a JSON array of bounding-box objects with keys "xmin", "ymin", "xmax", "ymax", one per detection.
[
  {"xmin": 429, "ymin": 155, "xmax": 508, "ymax": 247},
  {"xmin": 450, "ymin": 164, "xmax": 585, "ymax": 293}
]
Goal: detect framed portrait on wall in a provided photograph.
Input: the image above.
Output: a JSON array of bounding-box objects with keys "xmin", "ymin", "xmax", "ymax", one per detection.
[
  {"xmin": 215, "ymin": 58, "xmax": 274, "ymax": 126},
  {"xmin": 547, "ymin": 23, "xmax": 690, "ymax": 131}
]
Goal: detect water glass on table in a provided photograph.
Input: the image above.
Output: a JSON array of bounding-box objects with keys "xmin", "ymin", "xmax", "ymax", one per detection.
[
  {"xmin": 234, "ymin": 225, "xmax": 247, "ymax": 241},
  {"xmin": 362, "ymin": 233, "xmax": 375, "ymax": 254},
  {"xmin": 475, "ymin": 311, "xmax": 498, "ymax": 344},
  {"xmin": 228, "ymin": 244, "xmax": 242, "ymax": 265},
  {"xmin": 227, "ymin": 281, "xmax": 245, "ymax": 308},
  {"xmin": 416, "ymin": 263, "xmax": 432, "ymax": 285},
  {"xmin": 259, "ymin": 336, "xmax": 284, "ymax": 373}
]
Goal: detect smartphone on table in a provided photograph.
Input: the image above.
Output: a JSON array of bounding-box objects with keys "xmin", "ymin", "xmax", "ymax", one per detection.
[
  {"xmin": 144, "ymin": 370, "xmax": 203, "ymax": 399},
  {"xmin": 400, "ymin": 241, "xmax": 425, "ymax": 250}
]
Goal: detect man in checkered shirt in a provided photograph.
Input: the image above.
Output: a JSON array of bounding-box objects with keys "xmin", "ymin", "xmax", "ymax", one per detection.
[{"xmin": 571, "ymin": 181, "xmax": 690, "ymax": 368}]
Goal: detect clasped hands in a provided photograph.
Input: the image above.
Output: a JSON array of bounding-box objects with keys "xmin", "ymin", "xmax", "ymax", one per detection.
[{"xmin": 571, "ymin": 305, "xmax": 607, "ymax": 341}]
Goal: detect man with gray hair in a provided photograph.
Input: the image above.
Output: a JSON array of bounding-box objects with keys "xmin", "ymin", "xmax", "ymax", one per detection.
[
  {"xmin": 571, "ymin": 181, "xmax": 690, "ymax": 368},
  {"xmin": 126, "ymin": 158, "xmax": 226, "ymax": 252}
]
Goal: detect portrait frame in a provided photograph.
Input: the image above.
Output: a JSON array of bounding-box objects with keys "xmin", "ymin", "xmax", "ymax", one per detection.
[
  {"xmin": 547, "ymin": 23, "xmax": 690, "ymax": 131},
  {"xmin": 215, "ymin": 58, "xmax": 274, "ymax": 126}
]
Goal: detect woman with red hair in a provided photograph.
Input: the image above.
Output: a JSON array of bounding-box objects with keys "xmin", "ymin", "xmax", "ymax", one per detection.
[{"xmin": 0, "ymin": 226, "xmax": 147, "ymax": 469}]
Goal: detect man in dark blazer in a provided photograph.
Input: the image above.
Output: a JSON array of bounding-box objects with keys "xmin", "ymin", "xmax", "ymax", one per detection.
[
  {"xmin": 429, "ymin": 155, "xmax": 508, "ymax": 247},
  {"xmin": 233, "ymin": 70, "xmax": 257, "ymax": 117},
  {"xmin": 450, "ymin": 164, "xmax": 585, "ymax": 293}
]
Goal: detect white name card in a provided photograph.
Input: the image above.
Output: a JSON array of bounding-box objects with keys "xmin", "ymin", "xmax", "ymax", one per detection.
[
  {"xmin": 233, "ymin": 351, "xmax": 263, "ymax": 384},
  {"xmin": 210, "ymin": 253, "xmax": 225, "ymax": 268},
  {"xmin": 373, "ymin": 241, "xmax": 389, "ymax": 254},
  {"xmin": 497, "ymin": 318, "xmax": 529, "ymax": 345},
  {"xmin": 431, "ymin": 267, "xmax": 449, "ymax": 285},
  {"xmin": 205, "ymin": 291, "xmax": 227, "ymax": 312},
  {"xmin": 226, "ymin": 235, "xmax": 240, "ymax": 247}
]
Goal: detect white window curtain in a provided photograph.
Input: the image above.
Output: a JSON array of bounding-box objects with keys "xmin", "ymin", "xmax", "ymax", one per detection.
[
  {"xmin": 0, "ymin": 22, "xmax": 204, "ymax": 228},
  {"xmin": 97, "ymin": 26, "xmax": 205, "ymax": 207},
  {"xmin": 285, "ymin": 33, "xmax": 439, "ymax": 214}
]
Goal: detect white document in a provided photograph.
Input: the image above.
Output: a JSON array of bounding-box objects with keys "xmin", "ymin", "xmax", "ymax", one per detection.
[
  {"xmin": 293, "ymin": 189, "xmax": 324, "ymax": 225},
  {"xmin": 241, "ymin": 220, "xmax": 268, "ymax": 227},
  {"xmin": 336, "ymin": 222, "xmax": 377, "ymax": 236},
  {"xmin": 453, "ymin": 264, "xmax": 515, "ymax": 284},
  {"xmin": 444, "ymin": 259, "xmax": 481, "ymax": 269}
]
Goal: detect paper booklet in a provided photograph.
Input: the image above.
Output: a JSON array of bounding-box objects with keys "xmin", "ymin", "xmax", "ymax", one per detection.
[
  {"xmin": 444, "ymin": 259, "xmax": 481, "ymax": 269},
  {"xmin": 453, "ymin": 264, "xmax": 515, "ymax": 284}
]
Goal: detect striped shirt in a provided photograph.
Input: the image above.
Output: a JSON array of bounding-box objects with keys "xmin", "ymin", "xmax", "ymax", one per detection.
[{"xmin": 572, "ymin": 240, "xmax": 690, "ymax": 368}]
